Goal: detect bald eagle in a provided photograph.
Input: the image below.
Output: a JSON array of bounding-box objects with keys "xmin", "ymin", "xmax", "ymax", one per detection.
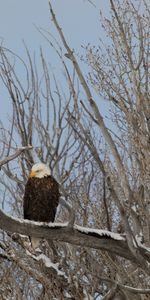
[{"xmin": 23, "ymin": 163, "xmax": 60, "ymax": 249}]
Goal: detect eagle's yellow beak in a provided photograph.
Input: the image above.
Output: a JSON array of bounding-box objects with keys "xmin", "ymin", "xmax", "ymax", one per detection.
[{"xmin": 29, "ymin": 170, "xmax": 36, "ymax": 178}]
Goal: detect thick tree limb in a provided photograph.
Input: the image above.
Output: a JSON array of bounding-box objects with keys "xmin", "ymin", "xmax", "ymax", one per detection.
[{"xmin": 0, "ymin": 208, "xmax": 148, "ymax": 264}]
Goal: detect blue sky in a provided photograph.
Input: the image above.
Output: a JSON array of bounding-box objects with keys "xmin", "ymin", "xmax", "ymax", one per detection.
[
  {"xmin": 0, "ymin": 0, "xmax": 110, "ymax": 122},
  {"xmin": 0, "ymin": 0, "xmax": 109, "ymax": 50}
]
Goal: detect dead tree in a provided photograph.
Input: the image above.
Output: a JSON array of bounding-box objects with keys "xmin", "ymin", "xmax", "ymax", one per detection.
[{"xmin": 0, "ymin": 0, "xmax": 150, "ymax": 299}]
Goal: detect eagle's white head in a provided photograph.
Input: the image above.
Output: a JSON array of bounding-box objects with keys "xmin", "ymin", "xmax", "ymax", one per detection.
[{"xmin": 29, "ymin": 163, "xmax": 51, "ymax": 178}]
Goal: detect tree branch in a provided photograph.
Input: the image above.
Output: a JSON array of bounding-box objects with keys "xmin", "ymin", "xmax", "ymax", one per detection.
[
  {"xmin": 0, "ymin": 146, "xmax": 33, "ymax": 168},
  {"xmin": 48, "ymin": 0, "xmax": 131, "ymax": 203},
  {"xmin": 98, "ymin": 276, "xmax": 150, "ymax": 295},
  {"xmin": 0, "ymin": 208, "xmax": 148, "ymax": 264}
]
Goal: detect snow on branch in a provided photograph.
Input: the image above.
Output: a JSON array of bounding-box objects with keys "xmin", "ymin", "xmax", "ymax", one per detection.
[
  {"xmin": 0, "ymin": 207, "xmax": 142, "ymax": 263},
  {"xmin": 74, "ymin": 224, "xmax": 124, "ymax": 241},
  {"xmin": 26, "ymin": 251, "xmax": 66, "ymax": 278}
]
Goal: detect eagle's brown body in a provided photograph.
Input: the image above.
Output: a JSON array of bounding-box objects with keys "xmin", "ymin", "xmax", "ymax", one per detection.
[{"xmin": 23, "ymin": 176, "xmax": 60, "ymax": 223}]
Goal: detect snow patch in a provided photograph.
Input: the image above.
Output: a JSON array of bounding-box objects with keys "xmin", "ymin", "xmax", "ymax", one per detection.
[
  {"xmin": 131, "ymin": 205, "xmax": 137, "ymax": 212},
  {"xmin": 10, "ymin": 214, "xmax": 68, "ymax": 228},
  {"xmin": 26, "ymin": 251, "xmax": 66, "ymax": 277},
  {"xmin": 37, "ymin": 254, "xmax": 66, "ymax": 277},
  {"xmin": 48, "ymin": 222, "xmax": 68, "ymax": 228},
  {"xmin": 74, "ymin": 225, "xmax": 125, "ymax": 241}
]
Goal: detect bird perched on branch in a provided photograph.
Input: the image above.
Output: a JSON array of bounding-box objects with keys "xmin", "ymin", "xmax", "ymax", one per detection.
[{"xmin": 23, "ymin": 163, "xmax": 60, "ymax": 249}]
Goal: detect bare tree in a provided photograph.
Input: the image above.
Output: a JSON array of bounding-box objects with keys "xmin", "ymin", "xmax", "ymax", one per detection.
[{"xmin": 0, "ymin": 0, "xmax": 150, "ymax": 299}]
